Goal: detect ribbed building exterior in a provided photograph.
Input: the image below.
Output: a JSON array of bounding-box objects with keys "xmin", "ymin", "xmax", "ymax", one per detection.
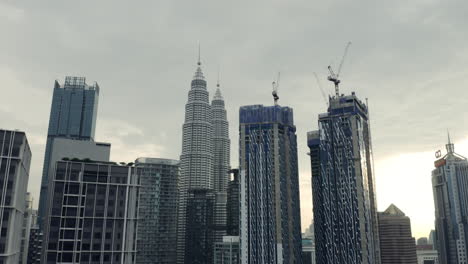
[
  {"xmin": 135, "ymin": 158, "xmax": 179, "ymax": 264},
  {"xmin": 308, "ymin": 93, "xmax": 381, "ymax": 264},
  {"xmin": 432, "ymin": 138, "xmax": 468, "ymax": 264},
  {"xmin": 211, "ymin": 85, "xmax": 230, "ymax": 242},
  {"xmin": 177, "ymin": 61, "xmax": 214, "ymax": 263},
  {"xmin": 239, "ymin": 104, "xmax": 302, "ymax": 263},
  {"xmin": 42, "ymin": 160, "xmax": 139, "ymax": 264},
  {"xmin": 0, "ymin": 129, "xmax": 31, "ymax": 264},
  {"xmin": 38, "ymin": 76, "xmax": 100, "ymax": 229},
  {"xmin": 378, "ymin": 204, "xmax": 417, "ymax": 264},
  {"xmin": 211, "ymin": 87, "xmax": 230, "ymax": 193}
]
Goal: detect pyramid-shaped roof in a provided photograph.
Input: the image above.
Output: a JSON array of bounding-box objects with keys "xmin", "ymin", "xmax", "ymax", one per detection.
[{"xmin": 383, "ymin": 204, "xmax": 405, "ymax": 216}]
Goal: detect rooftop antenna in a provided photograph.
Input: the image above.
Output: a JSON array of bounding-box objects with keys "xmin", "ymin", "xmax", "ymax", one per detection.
[
  {"xmin": 217, "ymin": 66, "xmax": 220, "ymax": 88},
  {"xmin": 272, "ymin": 72, "xmax": 280, "ymax": 105},
  {"xmin": 447, "ymin": 130, "xmax": 455, "ymax": 154},
  {"xmin": 313, "ymin": 72, "xmax": 328, "ymax": 106},
  {"xmin": 328, "ymin": 41, "xmax": 352, "ymax": 97},
  {"xmin": 197, "ymin": 42, "xmax": 201, "ymax": 66}
]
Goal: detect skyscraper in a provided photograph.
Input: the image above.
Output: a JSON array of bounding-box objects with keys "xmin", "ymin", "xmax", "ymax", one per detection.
[
  {"xmin": 226, "ymin": 169, "xmax": 240, "ymax": 236},
  {"xmin": 308, "ymin": 92, "xmax": 381, "ymax": 264},
  {"xmin": 0, "ymin": 129, "xmax": 31, "ymax": 263},
  {"xmin": 432, "ymin": 136, "xmax": 468, "ymax": 264},
  {"xmin": 239, "ymin": 104, "xmax": 302, "ymax": 263},
  {"xmin": 177, "ymin": 59, "xmax": 214, "ymax": 263},
  {"xmin": 42, "ymin": 160, "xmax": 139, "ymax": 263},
  {"xmin": 211, "ymin": 85, "xmax": 230, "ymax": 193},
  {"xmin": 214, "ymin": 236, "xmax": 240, "ymax": 264},
  {"xmin": 211, "ymin": 84, "xmax": 231, "ymax": 242},
  {"xmin": 135, "ymin": 157, "xmax": 179, "ymax": 264},
  {"xmin": 378, "ymin": 204, "xmax": 418, "ymax": 264},
  {"xmin": 20, "ymin": 193, "xmax": 35, "ymax": 264},
  {"xmin": 185, "ymin": 188, "xmax": 215, "ymax": 264},
  {"xmin": 38, "ymin": 76, "xmax": 101, "ymax": 228}
]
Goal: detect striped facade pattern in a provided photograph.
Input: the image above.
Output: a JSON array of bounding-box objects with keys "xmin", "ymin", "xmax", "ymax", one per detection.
[
  {"xmin": 177, "ymin": 65, "xmax": 214, "ymax": 264},
  {"xmin": 42, "ymin": 161, "xmax": 139, "ymax": 264},
  {"xmin": 0, "ymin": 130, "xmax": 31, "ymax": 264},
  {"xmin": 239, "ymin": 105, "xmax": 302, "ymax": 263},
  {"xmin": 309, "ymin": 94, "xmax": 381, "ymax": 264}
]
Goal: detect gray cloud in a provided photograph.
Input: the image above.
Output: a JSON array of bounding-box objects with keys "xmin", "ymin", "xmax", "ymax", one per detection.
[{"xmin": 1, "ymin": 0, "xmax": 467, "ymax": 234}]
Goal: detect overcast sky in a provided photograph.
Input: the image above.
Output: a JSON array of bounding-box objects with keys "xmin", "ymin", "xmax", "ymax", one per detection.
[{"xmin": 2, "ymin": 0, "xmax": 468, "ymax": 239}]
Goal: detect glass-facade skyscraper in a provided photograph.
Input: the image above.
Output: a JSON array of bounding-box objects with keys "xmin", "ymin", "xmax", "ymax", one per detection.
[
  {"xmin": 0, "ymin": 129, "xmax": 31, "ymax": 264},
  {"xmin": 239, "ymin": 104, "xmax": 302, "ymax": 263},
  {"xmin": 38, "ymin": 76, "xmax": 100, "ymax": 229},
  {"xmin": 307, "ymin": 93, "xmax": 381, "ymax": 264},
  {"xmin": 432, "ymin": 137, "xmax": 468, "ymax": 264},
  {"xmin": 135, "ymin": 158, "xmax": 179, "ymax": 264}
]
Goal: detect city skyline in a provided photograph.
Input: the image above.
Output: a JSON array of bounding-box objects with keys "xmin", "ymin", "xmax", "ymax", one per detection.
[{"xmin": 2, "ymin": 0, "xmax": 468, "ymax": 240}]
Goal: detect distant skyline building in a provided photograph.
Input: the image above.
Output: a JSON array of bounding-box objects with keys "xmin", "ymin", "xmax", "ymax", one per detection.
[
  {"xmin": 185, "ymin": 188, "xmax": 215, "ymax": 264},
  {"xmin": 0, "ymin": 129, "xmax": 31, "ymax": 264},
  {"xmin": 177, "ymin": 59, "xmax": 214, "ymax": 263},
  {"xmin": 302, "ymin": 238, "xmax": 316, "ymax": 264},
  {"xmin": 239, "ymin": 104, "xmax": 302, "ymax": 263},
  {"xmin": 378, "ymin": 204, "xmax": 418, "ymax": 264},
  {"xmin": 308, "ymin": 93, "xmax": 381, "ymax": 264},
  {"xmin": 211, "ymin": 84, "xmax": 231, "ymax": 243},
  {"xmin": 429, "ymin": 230, "xmax": 436, "ymax": 248},
  {"xmin": 20, "ymin": 193, "xmax": 35, "ymax": 264},
  {"xmin": 42, "ymin": 160, "xmax": 139, "ymax": 263},
  {"xmin": 38, "ymin": 76, "xmax": 101, "ymax": 229},
  {"xmin": 135, "ymin": 157, "xmax": 179, "ymax": 264},
  {"xmin": 226, "ymin": 169, "xmax": 240, "ymax": 236},
  {"xmin": 211, "ymin": 85, "xmax": 230, "ymax": 193},
  {"xmin": 214, "ymin": 236, "xmax": 240, "ymax": 264},
  {"xmin": 27, "ymin": 224, "xmax": 42, "ymax": 264},
  {"xmin": 432, "ymin": 137, "xmax": 468, "ymax": 264},
  {"xmin": 417, "ymin": 249, "xmax": 439, "ymax": 264},
  {"xmin": 418, "ymin": 237, "xmax": 429, "ymax": 246}
]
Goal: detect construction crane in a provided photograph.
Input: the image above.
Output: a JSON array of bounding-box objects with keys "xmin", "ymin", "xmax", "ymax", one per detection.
[
  {"xmin": 313, "ymin": 72, "xmax": 328, "ymax": 106},
  {"xmin": 272, "ymin": 72, "xmax": 280, "ymax": 105},
  {"xmin": 328, "ymin": 41, "xmax": 351, "ymax": 97}
]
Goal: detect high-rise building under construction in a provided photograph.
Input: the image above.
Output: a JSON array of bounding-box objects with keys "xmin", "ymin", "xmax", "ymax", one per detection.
[
  {"xmin": 239, "ymin": 104, "xmax": 302, "ymax": 263},
  {"xmin": 308, "ymin": 92, "xmax": 381, "ymax": 264}
]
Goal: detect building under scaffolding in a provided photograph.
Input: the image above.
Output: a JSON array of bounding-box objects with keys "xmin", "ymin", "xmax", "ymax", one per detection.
[{"xmin": 308, "ymin": 93, "xmax": 381, "ymax": 264}]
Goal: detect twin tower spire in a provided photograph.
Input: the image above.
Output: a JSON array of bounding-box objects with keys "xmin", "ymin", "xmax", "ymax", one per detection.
[
  {"xmin": 177, "ymin": 48, "xmax": 230, "ymax": 263},
  {"xmin": 193, "ymin": 46, "xmax": 222, "ymax": 98}
]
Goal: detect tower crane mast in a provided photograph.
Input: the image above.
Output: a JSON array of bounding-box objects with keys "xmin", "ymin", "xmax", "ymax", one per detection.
[
  {"xmin": 328, "ymin": 41, "xmax": 352, "ymax": 97},
  {"xmin": 272, "ymin": 72, "xmax": 280, "ymax": 105}
]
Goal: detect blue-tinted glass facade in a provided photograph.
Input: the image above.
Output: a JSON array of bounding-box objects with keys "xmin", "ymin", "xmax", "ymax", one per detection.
[
  {"xmin": 308, "ymin": 94, "xmax": 380, "ymax": 264},
  {"xmin": 239, "ymin": 105, "xmax": 302, "ymax": 264},
  {"xmin": 38, "ymin": 76, "xmax": 100, "ymax": 229}
]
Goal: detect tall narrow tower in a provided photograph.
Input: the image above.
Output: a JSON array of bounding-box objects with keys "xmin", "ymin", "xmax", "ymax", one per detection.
[
  {"xmin": 239, "ymin": 104, "xmax": 302, "ymax": 263},
  {"xmin": 432, "ymin": 136, "xmax": 468, "ymax": 264},
  {"xmin": 177, "ymin": 59, "xmax": 214, "ymax": 263},
  {"xmin": 308, "ymin": 93, "xmax": 381, "ymax": 264},
  {"xmin": 211, "ymin": 83, "xmax": 230, "ymax": 193}
]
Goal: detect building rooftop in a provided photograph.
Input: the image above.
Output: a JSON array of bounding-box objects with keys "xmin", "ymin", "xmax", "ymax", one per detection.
[
  {"xmin": 135, "ymin": 157, "xmax": 180, "ymax": 166},
  {"xmin": 382, "ymin": 204, "xmax": 405, "ymax": 216}
]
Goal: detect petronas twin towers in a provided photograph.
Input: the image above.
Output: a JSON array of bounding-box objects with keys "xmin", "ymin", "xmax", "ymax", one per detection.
[{"xmin": 176, "ymin": 59, "xmax": 230, "ymax": 263}]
